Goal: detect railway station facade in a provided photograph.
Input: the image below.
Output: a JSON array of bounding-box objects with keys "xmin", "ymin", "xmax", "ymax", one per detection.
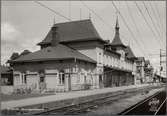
[{"xmin": 9, "ymin": 19, "xmax": 137, "ymax": 93}]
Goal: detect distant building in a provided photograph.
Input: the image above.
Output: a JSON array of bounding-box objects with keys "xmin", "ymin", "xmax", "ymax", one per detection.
[
  {"xmin": 135, "ymin": 57, "xmax": 145, "ymax": 84},
  {"xmin": 144, "ymin": 60, "xmax": 154, "ymax": 83},
  {"xmin": 135, "ymin": 58, "xmax": 154, "ymax": 84},
  {"xmin": 9, "ymin": 18, "xmax": 137, "ymax": 93}
]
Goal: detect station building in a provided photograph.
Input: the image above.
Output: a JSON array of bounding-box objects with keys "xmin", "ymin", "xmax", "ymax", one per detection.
[{"xmin": 9, "ymin": 18, "xmax": 137, "ymax": 93}]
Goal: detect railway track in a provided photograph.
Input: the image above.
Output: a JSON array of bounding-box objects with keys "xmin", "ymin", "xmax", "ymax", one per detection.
[
  {"xmin": 2, "ymin": 85, "xmax": 163, "ymax": 115},
  {"xmin": 30, "ymin": 86, "xmax": 161, "ymax": 115},
  {"xmin": 118, "ymin": 90, "xmax": 166, "ymax": 115}
]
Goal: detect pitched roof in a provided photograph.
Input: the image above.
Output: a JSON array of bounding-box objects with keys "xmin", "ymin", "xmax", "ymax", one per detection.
[
  {"xmin": 38, "ymin": 19, "xmax": 103, "ymax": 45},
  {"xmin": 125, "ymin": 46, "xmax": 136, "ymax": 58},
  {"xmin": 111, "ymin": 17, "xmax": 126, "ymax": 48},
  {"xmin": 111, "ymin": 35, "xmax": 126, "ymax": 47},
  {"xmin": 12, "ymin": 44, "xmax": 96, "ymax": 64}
]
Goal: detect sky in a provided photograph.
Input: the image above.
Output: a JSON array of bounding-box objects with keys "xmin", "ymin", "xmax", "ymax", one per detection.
[{"xmin": 1, "ymin": 1, "xmax": 166, "ymax": 76}]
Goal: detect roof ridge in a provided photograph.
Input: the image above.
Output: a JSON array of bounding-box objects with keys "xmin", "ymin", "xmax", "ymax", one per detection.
[{"xmin": 53, "ymin": 19, "xmax": 91, "ymax": 26}]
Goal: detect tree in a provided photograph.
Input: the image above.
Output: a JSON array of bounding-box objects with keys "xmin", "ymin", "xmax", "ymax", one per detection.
[
  {"xmin": 10, "ymin": 52, "xmax": 19, "ymax": 60},
  {"xmin": 20, "ymin": 50, "xmax": 31, "ymax": 56}
]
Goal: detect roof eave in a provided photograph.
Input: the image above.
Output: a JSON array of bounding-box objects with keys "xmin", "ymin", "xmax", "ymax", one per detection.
[
  {"xmin": 11, "ymin": 57, "xmax": 97, "ymax": 64},
  {"xmin": 60, "ymin": 37, "xmax": 105, "ymax": 43}
]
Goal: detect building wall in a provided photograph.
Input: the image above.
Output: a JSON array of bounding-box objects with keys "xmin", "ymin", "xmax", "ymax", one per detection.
[
  {"xmin": 66, "ymin": 41, "xmax": 104, "ymax": 88},
  {"xmin": 1, "ymin": 86, "xmax": 14, "ymax": 94},
  {"xmin": 67, "ymin": 41, "xmax": 136, "ymax": 87},
  {"xmin": 103, "ymin": 50, "xmax": 135, "ymax": 72},
  {"xmin": 136, "ymin": 60, "xmax": 145, "ymax": 83},
  {"xmin": 12, "ymin": 60, "xmax": 99, "ymax": 92},
  {"xmin": 65, "ymin": 40, "xmax": 103, "ymax": 64},
  {"xmin": 79, "ymin": 48, "xmax": 97, "ymax": 62}
]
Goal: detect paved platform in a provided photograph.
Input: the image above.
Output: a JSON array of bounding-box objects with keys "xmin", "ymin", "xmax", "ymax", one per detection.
[{"xmin": 1, "ymin": 83, "xmax": 159, "ymax": 110}]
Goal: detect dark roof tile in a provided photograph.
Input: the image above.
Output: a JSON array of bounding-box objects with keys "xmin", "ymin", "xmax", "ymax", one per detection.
[
  {"xmin": 12, "ymin": 44, "xmax": 96, "ymax": 64},
  {"xmin": 125, "ymin": 46, "xmax": 136, "ymax": 58},
  {"xmin": 38, "ymin": 19, "xmax": 102, "ymax": 45}
]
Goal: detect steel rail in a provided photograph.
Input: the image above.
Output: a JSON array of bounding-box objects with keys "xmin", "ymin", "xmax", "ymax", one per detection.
[
  {"xmin": 63, "ymin": 91, "xmax": 139, "ymax": 115},
  {"xmin": 33, "ymin": 91, "xmax": 125, "ymax": 115},
  {"xmin": 19, "ymin": 85, "xmax": 161, "ymax": 115},
  {"xmin": 35, "ymin": 86, "xmax": 158, "ymax": 115},
  {"xmin": 119, "ymin": 91, "xmax": 162, "ymax": 115},
  {"xmin": 154, "ymin": 97, "xmax": 167, "ymax": 115}
]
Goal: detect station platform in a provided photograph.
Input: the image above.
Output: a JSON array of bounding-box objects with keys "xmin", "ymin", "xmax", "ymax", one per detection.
[{"xmin": 1, "ymin": 83, "xmax": 160, "ymax": 110}]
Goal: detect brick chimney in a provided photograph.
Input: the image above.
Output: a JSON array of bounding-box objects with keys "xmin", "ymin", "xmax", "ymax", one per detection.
[{"xmin": 51, "ymin": 26, "xmax": 59, "ymax": 46}]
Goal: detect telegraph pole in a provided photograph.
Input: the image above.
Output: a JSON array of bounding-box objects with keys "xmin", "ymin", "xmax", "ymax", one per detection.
[{"xmin": 160, "ymin": 49, "xmax": 161, "ymax": 77}]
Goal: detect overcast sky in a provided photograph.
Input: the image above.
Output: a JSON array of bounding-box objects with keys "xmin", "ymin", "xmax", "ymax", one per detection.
[{"xmin": 1, "ymin": 1, "xmax": 166, "ymax": 75}]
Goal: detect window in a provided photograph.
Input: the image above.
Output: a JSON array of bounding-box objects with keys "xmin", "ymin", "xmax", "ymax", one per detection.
[
  {"xmin": 62, "ymin": 74, "xmax": 65, "ymax": 84},
  {"xmin": 59, "ymin": 72, "xmax": 65, "ymax": 85},
  {"xmin": 22, "ymin": 73, "xmax": 27, "ymax": 84},
  {"xmin": 24, "ymin": 75, "xmax": 27, "ymax": 84},
  {"xmin": 40, "ymin": 77, "xmax": 45, "ymax": 83},
  {"xmin": 39, "ymin": 70, "xmax": 45, "ymax": 83},
  {"xmin": 22, "ymin": 74, "xmax": 24, "ymax": 83}
]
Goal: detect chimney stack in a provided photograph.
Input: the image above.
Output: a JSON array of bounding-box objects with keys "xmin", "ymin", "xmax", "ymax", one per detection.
[{"xmin": 51, "ymin": 26, "xmax": 59, "ymax": 46}]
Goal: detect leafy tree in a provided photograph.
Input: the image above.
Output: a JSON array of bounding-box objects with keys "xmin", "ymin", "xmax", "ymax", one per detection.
[
  {"xmin": 10, "ymin": 52, "xmax": 19, "ymax": 60},
  {"xmin": 20, "ymin": 50, "xmax": 31, "ymax": 56}
]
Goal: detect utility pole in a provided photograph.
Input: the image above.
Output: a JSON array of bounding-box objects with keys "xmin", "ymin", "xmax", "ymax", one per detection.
[
  {"xmin": 160, "ymin": 49, "xmax": 161, "ymax": 78},
  {"xmin": 159, "ymin": 49, "xmax": 166, "ymax": 81}
]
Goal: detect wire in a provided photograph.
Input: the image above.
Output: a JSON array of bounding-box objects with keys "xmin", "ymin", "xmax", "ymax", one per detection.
[
  {"xmin": 111, "ymin": 1, "xmax": 147, "ymax": 57},
  {"xmin": 80, "ymin": 1, "xmax": 115, "ymax": 35},
  {"xmin": 142, "ymin": 1, "xmax": 162, "ymax": 40},
  {"xmin": 34, "ymin": 0, "xmax": 71, "ymax": 21},
  {"xmin": 81, "ymin": 0, "xmax": 131, "ymax": 44},
  {"xmin": 34, "ymin": 1, "xmax": 99, "ymax": 38},
  {"xmin": 148, "ymin": 2, "xmax": 163, "ymax": 38},
  {"xmin": 134, "ymin": 1, "xmax": 162, "ymax": 47},
  {"xmin": 154, "ymin": 2, "xmax": 165, "ymax": 44},
  {"xmin": 154, "ymin": 2, "xmax": 164, "ymax": 31},
  {"xmin": 125, "ymin": 1, "xmax": 149, "ymax": 59}
]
